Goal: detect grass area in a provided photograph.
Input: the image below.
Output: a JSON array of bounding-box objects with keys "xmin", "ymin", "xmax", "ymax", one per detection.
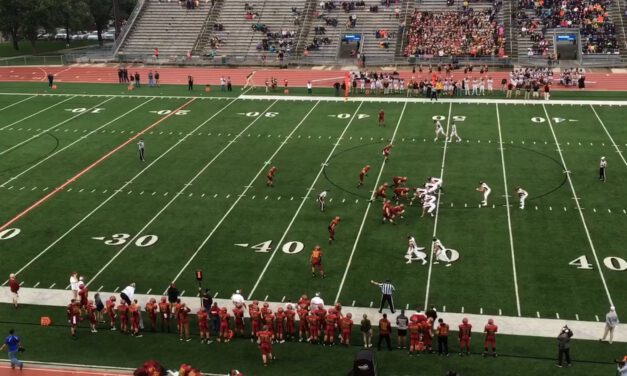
[
  {"xmin": 0, "ymin": 83, "xmax": 625, "ymax": 374},
  {"xmin": 0, "ymin": 304, "xmax": 621, "ymax": 376},
  {"xmin": 0, "ymin": 40, "xmax": 98, "ymax": 58}
]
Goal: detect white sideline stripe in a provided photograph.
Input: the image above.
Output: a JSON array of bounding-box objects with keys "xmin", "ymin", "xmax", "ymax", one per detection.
[
  {"xmin": 542, "ymin": 104, "xmax": 614, "ymax": 307},
  {"xmin": 0, "ymin": 92, "xmax": 234, "ymax": 100},
  {"xmin": 0, "ymin": 98, "xmax": 155, "ymax": 187},
  {"xmin": 3, "ymin": 96, "xmax": 243, "ymax": 285},
  {"xmin": 87, "ymin": 100, "xmax": 280, "ymax": 287},
  {"xmin": 0, "ymin": 97, "xmax": 115, "ymax": 157},
  {"xmin": 0, "ymin": 96, "xmax": 75, "ymax": 130},
  {"xmin": 242, "ymin": 94, "xmax": 627, "ymax": 106},
  {"xmin": 424, "ymin": 103, "xmax": 453, "ymax": 310},
  {"xmin": 334, "ymin": 102, "xmax": 408, "ymax": 303},
  {"xmin": 496, "ymin": 104, "xmax": 522, "ymax": 317},
  {"xmin": 590, "ymin": 105, "xmax": 627, "ymax": 168},
  {"xmin": 168, "ymin": 101, "xmax": 324, "ymax": 290},
  {"xmin": 1, "ymin": 287, "xmax": 624, "ymax": 343},
  {"xmin": 0, "ymin": 95, "xmax": 35, "ymax": 112},
  {"xmin": 247, "ymin": 101, "xmax": 365, "ymax": 300}
]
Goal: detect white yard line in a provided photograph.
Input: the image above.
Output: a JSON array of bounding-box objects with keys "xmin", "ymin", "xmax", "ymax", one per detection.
[
  {"xmin": 334, "ymin": 102, "xmax": 408, "ymax": 303},
  {"xmin": 86, "ymin": 100, "xmax": 281, "ymax": 286},
  {"xmin": 495, "ymin": 104, "xmax": 522, "ymax": 317},
  {"xmin": 0, "ymin": 97, "xmax": 115, "ymax": 157},
  {"xmin": 2, "ymin": 286, "xmax": 623, "ymax": 343},
  {"xmin": 0, "ymin": 95, "xmax": 35, "ymax": 112},
  {"xmin": 589, "ymin": 105, "xmax": 627, "ymax": 168},
  {"xmin": 2, "ymin": 96, "xmax": 244, "ymax": 285},
  {"xmin": 542, "ymin": 104, "xmax": 615, "ymax": 307},
  {"xmin": 0, "ymin": 98, "xmax": 155, "ymax": 188},
  {"xmin": 0, "ymin": 96, "xmax": 76, "ymax": 130},
  {"xmin": 423, "ymin": 102, "xmax": 453, "ymax": 310},
  {"xmin": 168, "ymin": 101, "xmax": 325, "ymax": 290}
]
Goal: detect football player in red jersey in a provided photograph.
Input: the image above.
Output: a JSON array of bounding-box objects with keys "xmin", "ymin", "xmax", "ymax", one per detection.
[
  {"xmin": 458, "ymin": 317, "xmax": 472, "ymax": 356},
  {"xmin": 393, "ymin": 187, "xmax": 410, "ymax": 203},
  {"xmin": 374, "ymin": 182, "xmax": 389, "ymax": 201},
  {"xmin": 422, "ymin": 318, "xmax": 433, "ymax": 352},
  {"xmin": 392, "ymin": 176, "xmax": 408, "ymax": 187},
  {"xmin": 249, "ymin": 303, "xmax": 262, "ymax": 342},
  {"xmin": 275, "ymin": 307, "xmax": 286, "ymax": 343},
  {"xmin": 306, "ymin": 312, "xmax": 320, "ymax": 343},
  {"xmin": 310, "ymin": 246, "xmax": 325, "ymax": 278},
  {"xmin": 197, "ymin": 307, "xmax": 212, "ymax": 344},
  {"xmin": 158, "ymin": 296, "xmax": 170, "ymax": 332},
  {"xmin": 328, "ymin": 216, "xmax": 340, "ymax": 244},
  {"xmin": 285, "ymin": 304, "xmax": 297, "ymax": 341},
  {"xmin": 86, "ymin": 300, "xmax": 98, "ymax": 333},
  {"xmin": 324, "ymin": 309, "xmax": 338, "ymax": 346},
  {"xmin": 263, "ymin": 309, "xmax": 276, "ymax": 335},
  {"xmin": 382, "ymin": 144, "xmax": 392, "ymax": 161},
  {"xmin": 483, "ymin": 318, "xmax": 498, "ymax": 357},
  {"xmin": 358, "ymin": 165, "xmax": 371, "ymax": 187},
  {"xmin": 218, "ymin": 307, "xmax": 232, "ymax": 342},
  {"xmin": 391, "ymin": 203, "xmax": 405, "ymax": 222},
  {"xmin": 117, "ymin": 300, "xmax": 129, "ymax": 334},
  {"xmin": 178, "ymin": 302, "xmax": 191, "ymax": 341},
  {"xmin": 145, "ymin": 298, "xmax": 157, "ymax": 332},
  {"xmin": 67, "ymin": 299, "xmax": 81, "ymax": 339},
  {"xmin": 106, "ymin": 296, "xmax": 117, "ymax": 331},
  {"xmin": 340, "ymin": 313, "xmax": 353, "ymax": 346},
  {"xmin": 382, "ymin": 200, "xmax": 393, "ymax": 224},
  {"xmin": 266, "ymin": 166, "xmax": 277, "ymax": 187},
  {"xmin": 378, "ymin": 109, "xmax": 385, "ymax": 127},
  {"xmin": 408, "ymin": 316, "xmax": 421, "ymax": 356},
  {"xmin": 233, "ymin": 303, "xmax": 245, "ymax": 337},
  {"xmin": 257, "ymin": 325, "xmax": 275, "ymax": 367},
  {"xmin": 297, "ymin": 303, "xmax": 309, "ymax": 342}
]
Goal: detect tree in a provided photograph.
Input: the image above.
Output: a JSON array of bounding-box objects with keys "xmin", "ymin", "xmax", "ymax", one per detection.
[
  {"xmin": 20, "ymin": 0, "xmax": 56, "ymax": 52},
  {"xmin": 0, "ymin": 0, "xmax": 21, "ymax": 50},
  {"xmin": 51, "ymin": 0, "xmax": 92, "ymax": 46},
  {"xmin": 85, "ymin": 0, "xmax": 112, "ymax": 46}
]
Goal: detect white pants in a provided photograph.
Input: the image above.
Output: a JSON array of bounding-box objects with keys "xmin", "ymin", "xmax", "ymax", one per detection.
[
  {"xmin": 406, "ymin": 247, "xmax": 427, "ymax": 264},
  {"xmin": 483, "ymin": 189, "xmax": 491, "ymax": 204},
  {"xmin": 519, "ymin": 193, "xmax": 528, "ymax": 208},
  {"xmin": 448, "ymin": 131, "xmax": 461, "ymax": 142}
]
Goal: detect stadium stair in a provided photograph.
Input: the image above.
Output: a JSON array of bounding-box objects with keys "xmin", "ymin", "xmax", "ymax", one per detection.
[{"xmin": 193, "ymin": 0, "xmax": 226, "ymax": 56}]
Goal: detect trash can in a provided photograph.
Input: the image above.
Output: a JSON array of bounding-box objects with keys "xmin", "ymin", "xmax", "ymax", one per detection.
[{"xmin": 352, "ymin": 349, "xmax": 376, "ymax": 376}]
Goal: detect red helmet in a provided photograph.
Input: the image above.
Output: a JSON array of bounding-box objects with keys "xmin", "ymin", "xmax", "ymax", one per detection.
[
  {"xmin": 220, "ymin": 307, "xmax": 227, "ymax": 312},
  {"xmin": 110, "ymin": 296, "xmax": 116, "ymax": 301},
  {"xmin": 488, "ymin": 318, "xmax": 494, "ymax": 325},
  {"xmin": 277, "ymin": 307, "xmax": 283, "ymax": 312},
  {"xmin": 411, "ymin": 316, "xmax": 418, "ymax": 323},
  {"xmin": 462, "ymin": 317, "xmax": 468, "ymax": 324},
  {"xmin": 346, "ymin": 313, "xmax": 352, "ymax": 319},
  {"xmin": 263, "ymin": 302, "xmax": 269, "ymax": 308},
  {"xmin": 286, "ymin": 304, "xmax": 293, "ymax": 310},
  {"xmin": 253, "ymin": 300, "xmax": 259, "ymax": 305},
  {"xmin": 160, "ymin": 296, "xmax": 167, "ymax": 303}
]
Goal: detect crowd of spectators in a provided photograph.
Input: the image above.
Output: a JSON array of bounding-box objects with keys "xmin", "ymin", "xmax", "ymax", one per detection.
[
  {"xmin": 404, "ymin": 4, "xmax": 505, "ymax": 58},
  {"xmin": 513, "ymin": 0, "xmax": 619, "ymax": 55},
  {"xmin": 180, "ymin": 0, "xmax": 200, "ymax": 9}
]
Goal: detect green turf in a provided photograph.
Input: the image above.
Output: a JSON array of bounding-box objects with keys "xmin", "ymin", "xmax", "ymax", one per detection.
[
  {"xmin": 0, "ymin": 83, "xmax": 625, "ymax": 374},
  {"xmin": 0, "ymin": 304, "xmax": 622, "ymax": 376}
]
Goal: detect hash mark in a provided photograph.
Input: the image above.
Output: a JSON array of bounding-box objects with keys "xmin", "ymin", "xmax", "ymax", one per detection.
[
  {"xmin": 146, "ymin": 288, "xmax": 152, "ymax": 294},
  {"xmin": 264, "ymin": 295, "xmax": 269, "ymax": 301},
  {"xmin": 443, "ymin": 305, "xmax": 446, "ymax": 312},
  {"xmin": 575, "ymin": 314, "xmax": 579, "ymax": 321},
  {"xmin": 536, "ymin": 311, "xmax": 540, "ymax": 318},
  {"xmin": 180, "ymin": 290, "xmax": 185, "ymax": 296},
  {"xmin": 595, "ymin": 315, "xmax": 599, "ymax": 322},
  {"xmin": 369, "ymin": 302, "xmax": 373, "ymax": 308},
  {"xmin": 214, "ymin": 292, "xmax": 219, "ymax": 298},
  {"xmin": 352, "ymin": 300, "xmax": 355, "ymax": 306},
  {"xmin": 113, "ymin": 286, "xmax": 119, "ymax": 292},
  {"xmin": 49, "ymin": 283, "xmax": 56, "ymax": 288},
  {"xmin": 555, "ymin": 313, "xmax": 560, "ymax": 319},
  {"xmin": 97, "ymin": 286, "xmax": 103, "ymax": 292},
  {"xmin": 498, "ymin": 309, "xmax": 502, "ymax": 316},
  {"xmin": 33, "ymin": 282, "xmax": 40, "ymax": 288},
  {"xmin": 480, "ymin": 307, "xmax": 483, "ymax": 314},
  {"xmin": 461, "ymin": 306, "xmax": 464, "ymax": 313},
  {"xmin": 281, "ymin": 296, "xmax": 285, "ymax": 302}
]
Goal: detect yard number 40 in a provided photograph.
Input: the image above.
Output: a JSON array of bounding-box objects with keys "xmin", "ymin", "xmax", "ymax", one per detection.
[{"xmin": 569, "ymin": 255, "xmax": 627, "ymax": 271}]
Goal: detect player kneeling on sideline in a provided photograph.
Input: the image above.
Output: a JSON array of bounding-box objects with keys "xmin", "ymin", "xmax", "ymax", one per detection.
[
  {"xmin": 257, "ymin": 325, "xmax": 275, "ymax": 367},
  {"xmin": 515, "ymin": 187, "xmax": 528, "ymax": 209},
  {"xmin": 405, "ymin": 235, "xmax": 427, "ymax": 265},
  {"xmin": 483, "ymin": 318, "xmax": 498, "ymax": 357}
]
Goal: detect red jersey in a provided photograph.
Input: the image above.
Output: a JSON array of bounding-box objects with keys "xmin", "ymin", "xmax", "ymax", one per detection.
[
  {"xmin": 258, "ymin": 330, "xmax": 273, "ymax": 344},
  {"xmin": 106, "ymin": 300, "xmax": 116, "ymax": 316},
  {"xmin": 297, "ymin": 297, "xmax": 310, "ymax": 310},
  {"xmin": 329, "ymin": 217, "xmax": 340, "ymax": 230},
  {"xmin": 219, "ymin": 311, "xmax": 231, "ymax": 326},
  {"xmin": 178, "ymin": 306, "xmax": 190, "ymax": 323},
  {"xmin": 376, "ymin": 184, "xmax": 388, "ymax": 198},
  {"xmin": 78, "ymin": 287, "xmax": 89, "ymax": 306},
  {"xmin": 378, "ymin": 111, "xmax": 385, "ymax": 120},
  {"xmin": 197, "ymin": 310, "xmax": 209, "ymax": 329},
  {"xmin": 9, "ymin": 279, "xmax": 19, "ymax": 293},
  {"xmin": 233, "ymin": 307, "xmax": 244, "ymax": 321},
  {"xmin": 310, "ymin": 249, "xmax": 323, "ymax": 264},
  {"xmin": 394, "ymin": 187, "xmax": 410, "ymax": 198},
  {"xmin": 86, "ymin": 304, "xmax": 97, "ymax": 324},
  {"xmin": 285, "ymin": 309, "xmax": 296, "ymax": 328},
  {"xmin": 325, "ymin": 313, "xmax": 337, "ymax": 330},
  {"xmin": 361, "ymin": 165, "xmax": 370, "ymax": 176},
  {"xmin": 306, "ymin": 314, "xmax": 319, "ymax": 329},
  {"xmin": 379, "ymin": 318, "xmax": 391, "ymax": 335},
  {"xmin": 117, "ymin": 303, "xmax": 128, "ymax": 318},
  {"xmin": 382, "ymin": 144, "xmax": 392, "ymax": 155},
  {"xmin": 340, "ymin": 317, "xmax": 353, "ymax": 332},
  {"xmin": 393, "ymin": 176, "xmax": 407, "ymax": 186},
  {"xmin": 392, "ymin": 204, "xmax": 405, "ymax": 215},
  {"xmin": 263, "ymin": 312, "xmax": 275, "ymax": 331},
  {"xmin": 158, "ymin": 301, "xmax": 170, "ymax": 318},
  {"xmin": 275, "ymin": 311, "xmax": 286, "ymax": 330},
  {"xmin": 458, "ymin": 323, "xmax": 472, "ymax": 339},
  {"xmin": 145, "ymin": 302, "xmax": 157, "ymax": 318},
  {"xmin": 267, "ymin": 167, "xmax": 277, "ymax": 178},
  {"xmin": 314, "ymin": 307, "xmax": 326, "ymax": 323},
  {"xmin": 484, "ymin": 324, "xmax": 498, "ymax": 338},
  {"xmin": 437, "ymin": 323, "xmax": 450, "ymax": 336},
  {"xmin": 408, "ymin": 322, "xmax": 421, "ymax": 339}
]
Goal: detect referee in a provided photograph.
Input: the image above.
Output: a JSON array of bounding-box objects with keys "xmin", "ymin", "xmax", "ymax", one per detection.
[
  {"xmin": 371, "ymin": 279, "xmax": 395, "ymax": 314},
  {"xmin": 138, "ymin": 138, "xmax": 145, "ymax": 162},
  {"xmin": 599, "ymin": 156, "xmax": 607, "ymax": 182}
]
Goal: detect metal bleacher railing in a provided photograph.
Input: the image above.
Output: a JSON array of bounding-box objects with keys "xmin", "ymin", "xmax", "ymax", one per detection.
[{"xmin": 112, "ymin": 0, "xmax": 147, "ymax": 56}]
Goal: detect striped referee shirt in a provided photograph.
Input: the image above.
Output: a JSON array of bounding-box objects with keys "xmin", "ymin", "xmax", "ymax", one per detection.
[{"xmin": 378, "ymin": 282, "xmax": 395, "ymax": 295}]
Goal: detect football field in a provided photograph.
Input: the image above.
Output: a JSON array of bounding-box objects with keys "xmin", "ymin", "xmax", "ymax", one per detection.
[{"xmin": 0, "ymin": 84, "xmax": 625, "ymax": 325}]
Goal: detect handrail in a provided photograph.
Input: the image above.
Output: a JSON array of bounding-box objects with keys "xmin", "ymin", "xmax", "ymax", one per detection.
[
  {"xmin": 112, "ymin": 0, "xmax": 146, "ymax": 56},
  {"xmin": 397, "ymin": 0, "xmax": 413, "ymax": 63},
  {"xmin": 193, "ymin": 1, "xmax": 219, "ymax": 54}
]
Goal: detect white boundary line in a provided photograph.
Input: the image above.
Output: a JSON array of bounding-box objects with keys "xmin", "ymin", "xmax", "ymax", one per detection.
[
  {"xmin": 0, "ymin": 95, "xmax": 35, "ymax": 112},
  {"xmin": 0, "ymin": 98, "xmax": 155, "ymax": 188},
  {"xmin": 86, "ymin": 100, "xmax": 282, "ymax": 286},
  {"xmin": 589, "ymin": 105, "xmax": 627, "ymax": 168},
  {"xmin": 2, "ymin": 96, "xmax": 245, "ymax": 285},
  {"xmin": 423, "ymin": 102, "xmax": 452, "ymax": 310},
  {"xmin": 334, "ymin": 102, "xmax": 408, "ymax": 303},
  {"xmin": 0, "ymin": 92, "xmax": 235, "ymax": 100},
  {"xmin": 496, "ymin": 103, "xmax": 522, "ymax": 317},
  {"xmin": 0, "ymin": 96, "xmax": 76, "ymax": 130},
  {"xmin": 168, "ymin": 101, "xmax": 325, "ymax": 289},
  {"xmin": 0, "ymin": 97, "xmax": 115, "ymax": 157},
  {"xmin": 245, "ymin": 102, "xmax": 366, "ymax": 300},
  {"xmin": 542, "ymin": 104, "xmax": 615, "ymax": 307}
]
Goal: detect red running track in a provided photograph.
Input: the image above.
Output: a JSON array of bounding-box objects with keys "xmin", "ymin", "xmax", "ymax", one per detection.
[
  {"xmin": 1, "ymin": 66, "xmax": 627, "ymax": 90},
  {"xmin": 0, "ymin": 364, "xmax": 129, "ymax": 376}
]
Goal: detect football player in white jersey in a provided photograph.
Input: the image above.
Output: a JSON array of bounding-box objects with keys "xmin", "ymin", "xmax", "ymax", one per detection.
[
  {"xmin": 431, "ymin": 237, "xmax": 452, "ymax": 267},
  {"xmin": 515, "ymin": 187, "xmax": 528, "ymax": 209},
  {"xmin": 599, "ymin": 156, "xmax": 607, "ymax": 182},
  {"xmin": 410, "ymin": 187, "xmax": 427, "ymax": 206},
  {"xmin": 434, "ymin": 120, "xmax": 446, "ymax": 141},
  {"xmin": 447, "ymin": 123, "xmax": 462, "ymax": 143},
  {"xmin": 425, "ymin": 177, "xmax": 443, "ymax": 194},
  {"xmin": 405, "ymin": 235, "xmax": 427, "ymax": 265},
  {"xmin": 421, "ymin": 194, "xmax": 437, "ymax": 217},
  {"xmin": 476, "ymin": 181, "xmax": 491, "ymax": 207},
  {"xmin": 318, "ymin": 190, "xmax": 328, "ymax": 212}
]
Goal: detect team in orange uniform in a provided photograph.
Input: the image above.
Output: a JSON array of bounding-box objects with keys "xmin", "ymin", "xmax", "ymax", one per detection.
[
  {"xmin": 106, "ymin": 296, "xmax": 117, "ymax": 331},
  {"xmin": 393, "ymin": 187, "xmax": 410, "ymax": 203},
  {"xmin": 382, "ymin": 144, "xmax": 392, "ymax": 161},
  {"xmin": 285, "ymin": 304, "xmax": 296, "ymax": 340},
  {"xmin": 275, "ymin": 307, "xmax": 286, "ymax": 343},
  {"xmin": 257, "ymin": 326, "xmax": 275, "ymax": 366},
  {"xmin": 233, "ymin": 303, "xmax": 245, "ymax": 337},
  {"xmin": 145, "ymin": 298, "xmax": 157, "ymax": 332},
  {"xmin": 158, "ymin": 296, "xmax": 170, "ymax": 332},
  {"xmin": 392, "ymin": 176, "xmax": 408, "ymax": 187},
  {"xmin": 408, "ymin": 316, "xmax": 423, "ymax": 355},
  {"xmin": 218, "ymin": 307, "xmax": 232, "ymax": 342},
  {"xmin": 297, "ymin": 300, "xmax": 309, "ymax": 342},
  {"xmin": 117, "ymin": 301, "xmax": 129, "ymax": 334},
  {"xmin": 306, "ymin": 312, "xmax": 320, "ymax": 343},
  {"xmin": 129, "ymin": 300, "xmax": 142, "ymax": 337},
  {"xmin": 358, "ymin": 164, "xmax": 371, "ymax": 187},
  {"xmin": 310, "ymin": 245, "xmax": 325, "ymax": 278},
  {"xmin": 458, "ymin": 317, "xmax": 472, "ymax": 356},
  {"xmin": 328, "ymin": 216, "xmax": 340, "ymax": 244},
  {"xmin": 374, "ymin": 182, "xmax": 389, "ymax": 200},
  {"xmin": 340, "ymin": 313, "xmax": 353, "ymax": 346},
  {"xmin": 178, "ymin": 302, "xmax": 191, "ymax": 341},
  {"xmin": 266, "ymin": 166, "xmax": 277, "ymax": 187},
  {"xmin": 378, "ymin": 109, "xmax": 385, "ymax": 126},
  {"xmin": 249, "ymin": 302, "xmax": 262, "ymax": 341},
  {"xmin": 323, "ymin": 309, "xmax": 338, "ymax": 345},
  {"xmin": 483, "ymin": 319, "xmax": 498, "ymax": 357},
  {"xmin": 197, "ymin": 308, "xmax": 212, "ymax": 344}
]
